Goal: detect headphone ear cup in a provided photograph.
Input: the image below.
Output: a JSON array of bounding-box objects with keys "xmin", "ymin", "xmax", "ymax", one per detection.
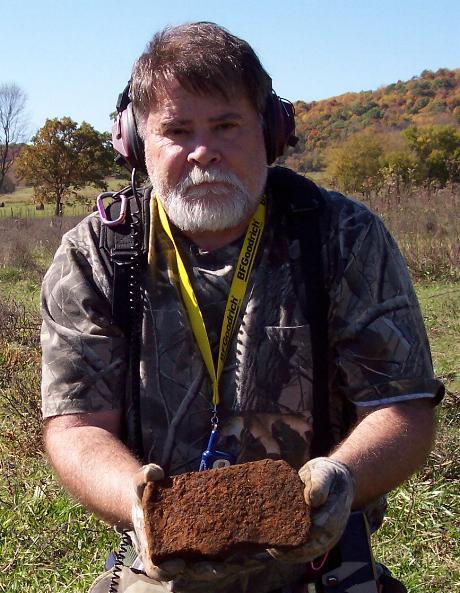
[
  {"xmin": 125, "ymin": 103, "xmax": 146, "ymax": 173},
  {"xmin": 263, "ymin": 93, "xmax": 277, "ymax": 165},
  {"xmin": 112, "ymin": 101, "xmax": 146, "ymax": 173},
  {"xmin": 263, "ymin": 91, "xmax": 296, "ymax": 165}
]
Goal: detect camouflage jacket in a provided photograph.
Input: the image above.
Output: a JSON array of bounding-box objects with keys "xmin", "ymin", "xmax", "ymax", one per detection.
[{"xmin": 41, "ymin": 169, "xmax": 442, "ymax": 593}]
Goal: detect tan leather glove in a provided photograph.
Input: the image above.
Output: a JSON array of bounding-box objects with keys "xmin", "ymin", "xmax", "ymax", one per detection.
[
  {"xmin": 131, "ymin": 463, "xmax": 186, "ymax": 580},
  {"xmin": 268, "ymin": 457, "xmax": 354, "ymax": 563}
]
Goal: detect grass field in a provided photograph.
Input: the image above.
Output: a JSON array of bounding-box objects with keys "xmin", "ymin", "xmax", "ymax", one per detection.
[
  {"xmin": 0, "ymin": 188, "xmax": 458, "ymax": 592},
  {"xmin": 0, "ymin": 178, "xmax": 129, "ymax": 219}
]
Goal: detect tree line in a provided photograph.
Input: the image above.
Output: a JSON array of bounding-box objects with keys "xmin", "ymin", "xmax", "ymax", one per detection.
[
  {"xmin": 326, "ymin": 125, "xmax": 460, "ymax": 197},
  {"xmin": 290, "ymin": 68, "xmax": 459, "ymax": 161}
]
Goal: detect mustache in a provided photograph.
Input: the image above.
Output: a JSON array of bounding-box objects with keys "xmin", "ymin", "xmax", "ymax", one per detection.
[{"xmin": 177, "ymin": 167, "xmax": 246, "ymax": 194}]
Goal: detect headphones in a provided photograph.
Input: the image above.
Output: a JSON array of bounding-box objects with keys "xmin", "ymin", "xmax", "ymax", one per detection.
[{"xmin": 112, "ymin": 82, "xmax": 297, "ymax": 172}]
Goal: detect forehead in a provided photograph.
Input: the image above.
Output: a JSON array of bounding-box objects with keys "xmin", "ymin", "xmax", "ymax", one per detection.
[{"xmin": 148, "ymin": 78, "xmax": 257, "ymax": 121}]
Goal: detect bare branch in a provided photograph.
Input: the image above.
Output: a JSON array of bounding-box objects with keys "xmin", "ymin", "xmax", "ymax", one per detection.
[{"xmin": 0, "ymin": 82, "xmax": 28, "ymax": 191}]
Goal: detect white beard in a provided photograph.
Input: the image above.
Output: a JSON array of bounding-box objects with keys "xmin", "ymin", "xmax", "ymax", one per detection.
[{"xmin": 150, "ymin": 166, "xmax": 266, "ymax": 232}]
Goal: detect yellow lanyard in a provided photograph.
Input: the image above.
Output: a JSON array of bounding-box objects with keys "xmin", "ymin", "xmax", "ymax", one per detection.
[{"xmin": 156, "ymin": 196, "xmax": 266, "ymax": 407}]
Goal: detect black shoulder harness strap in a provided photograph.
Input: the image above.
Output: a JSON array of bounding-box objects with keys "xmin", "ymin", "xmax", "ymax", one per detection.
[
  {"xmin": 268, "ymin": 166, "xmax": 332, "ymax": 457},
  {"xmin": 100, "ymin": 170, "xmax": 331, "ymax": 461},
  {"xmin": 99, "ymin": 186, "xmax": 151, "ymax": 335},
  {"xmin": 99, "ymin": 186, "xmax": 151, "ymax": 461}
]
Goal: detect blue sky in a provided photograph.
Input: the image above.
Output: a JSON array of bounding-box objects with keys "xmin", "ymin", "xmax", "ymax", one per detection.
[{"xmin": 2, "ymin": 0, "xmax": 459, "ymax": 136}]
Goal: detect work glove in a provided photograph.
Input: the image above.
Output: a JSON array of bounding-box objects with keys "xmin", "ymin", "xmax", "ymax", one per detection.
[
  {"xmin": 268, "ymin": 457, "xmax": 355, "ymax": 563},
  {"xmin": 131, "ymin": 463, "xmax": 186, "ymax": 581}
]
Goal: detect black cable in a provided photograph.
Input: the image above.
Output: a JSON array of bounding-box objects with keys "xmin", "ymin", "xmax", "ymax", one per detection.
[
  {"xmin": 128, "ymin": 206, "xmax": 144, "ymax": 461},
  {"xmin": 108, "ymin": 531, "xmax": 132, "ymax": 593}
]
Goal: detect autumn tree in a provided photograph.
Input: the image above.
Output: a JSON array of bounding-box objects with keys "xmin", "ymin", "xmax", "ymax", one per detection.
[
  {"xmin": 379, "ymin": 149, "xmax": 415, "ymax": 196},
  {"xmin": 0, "ymin": 83, "xmax": 28, "ymax": 192},
  {"xmin": 326, "ymin": 132, "xmax": 384, "ymax": 196},
  {"xmin": 16, "ymin": 117, "xmax": 114, "ymax": 215},
  {"xmin": 403, "ymin": 125, "xmax": 460, "ymax": 186}
]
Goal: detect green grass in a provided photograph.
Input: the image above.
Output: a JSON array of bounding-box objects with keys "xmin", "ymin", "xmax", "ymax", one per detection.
[
  {"xmin": 0, "ymin": 455, "xmax": 117, "ymax": 593},
  {"xmin": 374, "ymin": 478, "xmax": 459, "ymax": 591},
  {"xmin": 0, "ymin": 267, "xmax": 41, "ymax": 308},
  {"xmin": 0, "ymin": 202, "xmax": 89, "ymax": 219},
  {"xmin": 416, "ymin": 284, "xmax": 460, "ymax": 390},
  {"xmin": 0, "ymin": 263, "xmax": 458, "ymax": 592},
  {"xmin": 0, "ymin": 185, "xmax": 35, "ymax": 204}
]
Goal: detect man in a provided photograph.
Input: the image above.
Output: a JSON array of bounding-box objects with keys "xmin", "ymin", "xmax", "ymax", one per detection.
[{"xmin": 41, "ymin": 22, "xmax": 443, "ymax": 593}]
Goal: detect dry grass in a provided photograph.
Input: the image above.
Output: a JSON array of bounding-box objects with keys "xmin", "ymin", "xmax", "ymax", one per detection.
[
  {"xmin": 0, "ymin": 216, "xmax": 83, "ymax": 283},
  {"xmin": 2, "ymin": 182, "xmax": 459, "ymax": 284},
  {"xmin": 360, "ymin": 184, "xmax": 460, "ymax": 282}
]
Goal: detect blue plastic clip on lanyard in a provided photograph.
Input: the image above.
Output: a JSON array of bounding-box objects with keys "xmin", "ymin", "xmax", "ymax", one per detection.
[{"xmin": 199, "ymin": 425, "xmax": 235, "ymax": 471}]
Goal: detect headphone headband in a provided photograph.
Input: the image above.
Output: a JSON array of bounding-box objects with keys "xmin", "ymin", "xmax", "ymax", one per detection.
[{"xmin": 112, "ymin": 82, "xmax": 297, "ymax": 172}]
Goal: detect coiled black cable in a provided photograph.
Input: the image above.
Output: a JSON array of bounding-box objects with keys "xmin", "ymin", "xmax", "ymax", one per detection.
[
  {"xmin": 128, "ymin": 191, "xmax": 144, "ymax": 461},
  {"xmin": 108, "ymin": 531, "xmax": 132, "ymax": 593}
]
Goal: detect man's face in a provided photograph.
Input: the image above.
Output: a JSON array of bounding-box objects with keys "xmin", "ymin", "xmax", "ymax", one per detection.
[{"xmin": 143, "ymin": 80, "xmax": 267, "ymax": 233}]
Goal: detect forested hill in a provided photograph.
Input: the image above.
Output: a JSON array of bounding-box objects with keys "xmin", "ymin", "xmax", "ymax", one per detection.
[{"xmin": 283, "ymin": 67, "xmax": 460, "ymax": 172}]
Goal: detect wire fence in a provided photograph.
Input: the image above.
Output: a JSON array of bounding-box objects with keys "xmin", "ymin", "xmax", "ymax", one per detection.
[{"xmin": 0, "ymin": 203, "xmax": 93, "ymax": 219}]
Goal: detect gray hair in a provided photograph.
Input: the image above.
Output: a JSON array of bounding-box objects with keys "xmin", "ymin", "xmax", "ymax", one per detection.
[{"xmin": 130, "ymin": 22, "xmax": 272, "ymax": 137}]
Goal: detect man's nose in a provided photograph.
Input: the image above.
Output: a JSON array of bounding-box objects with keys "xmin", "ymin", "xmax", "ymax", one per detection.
[{"xmin": 187, "ymin": 137, "xmax": 221, "ymax": 167}]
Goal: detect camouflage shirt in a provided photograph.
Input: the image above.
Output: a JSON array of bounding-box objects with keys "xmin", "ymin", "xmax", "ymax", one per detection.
[{"xmin": 41, "ymin": 169, "xmax": 442, "ymax": 593}]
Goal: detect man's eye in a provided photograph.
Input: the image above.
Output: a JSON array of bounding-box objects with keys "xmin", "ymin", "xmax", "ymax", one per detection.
[
  {"xmin": 216, "ymin": 122, "xmax": 237, "ymax": 131},
  {"xmin": 167, "ymin": 128, "xmax": 189, "ymax": 137}
]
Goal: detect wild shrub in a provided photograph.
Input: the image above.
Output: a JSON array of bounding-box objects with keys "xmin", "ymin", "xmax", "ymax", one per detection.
[{"xmin": 0, "ymin": 299, "xmax": 42, "ymax": 456}]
